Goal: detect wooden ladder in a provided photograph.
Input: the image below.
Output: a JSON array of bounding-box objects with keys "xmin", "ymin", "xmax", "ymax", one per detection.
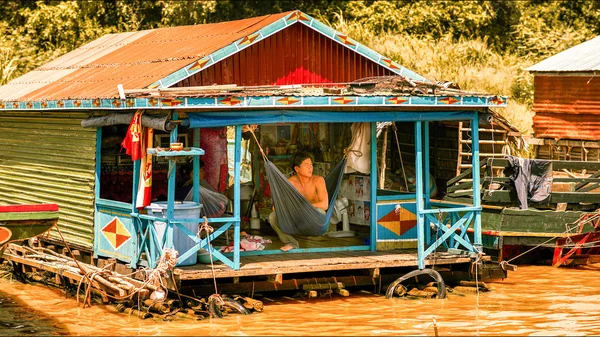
[{"xmin": 456, "ymin": 121, "xmax": 509, "ymax": 177}]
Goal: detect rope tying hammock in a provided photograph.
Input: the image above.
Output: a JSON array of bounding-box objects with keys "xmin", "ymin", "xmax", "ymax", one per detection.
[{"xmin": 247, "ymin": 126, "xmax": 348, "ymax": 236}]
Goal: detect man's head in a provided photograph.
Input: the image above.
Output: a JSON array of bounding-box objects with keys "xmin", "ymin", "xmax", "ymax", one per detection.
[{"xmin": 292, "ymin": 151, "xmax": 314, "ymax": 177}]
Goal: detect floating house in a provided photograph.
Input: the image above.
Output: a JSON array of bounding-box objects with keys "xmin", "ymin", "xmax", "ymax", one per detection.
[
  {"xmin": 526, "ymin": 35, "xmax": 600, "ymax": 161},
  {"xmin": 443, "ymin": 38, "xmax": 600, "ymax": 263},
  {"xmin": 0, "ymin": 11, "xmax": 509, "ymax": 294}
]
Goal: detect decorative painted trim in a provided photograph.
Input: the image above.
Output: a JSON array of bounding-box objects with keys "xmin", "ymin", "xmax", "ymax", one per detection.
[
  {"xmin": 146, "ymin": 10, "xmax": 431, "ymax": 90},
  {"xmin": 0, "ymin": 95, "xmax": 507, "ymax": 111}
]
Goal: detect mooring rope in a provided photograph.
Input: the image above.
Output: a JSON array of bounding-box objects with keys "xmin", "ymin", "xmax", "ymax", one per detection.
[
  {"xmin": 502, "ymin": 210, "xmax": 600, "ymax": 266},
  {"xmin": 197, "ymin": 216, "xmax": 221, "ymax": 301}
]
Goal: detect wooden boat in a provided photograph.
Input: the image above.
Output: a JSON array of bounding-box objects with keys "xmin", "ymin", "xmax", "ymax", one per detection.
[
  {"xmin": 0, "ymin": 204, "xmax": 59, "ymax": 247},
  {"xmin": 445, "ymin": 158, "xmax": 600, "ymax": 263},
  {"xmin": 552, "ymin": 211, "xmax": 600, "ymax": 267}
]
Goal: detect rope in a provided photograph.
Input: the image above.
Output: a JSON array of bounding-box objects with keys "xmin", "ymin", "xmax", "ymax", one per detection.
[
  {"xmin": 246, "ymin": 126, "xmax": 268, "ymax": 162},
  {"xmin": 197, "ymin": 216, "xmax": 219, "ymax": 296},
  {"xmin": 392, "ymin": 123, "xmax": 409, "ymax": 191},
  {"xmin": 487, "ymin": 118, "xmax": 496, "ymax": 197}
]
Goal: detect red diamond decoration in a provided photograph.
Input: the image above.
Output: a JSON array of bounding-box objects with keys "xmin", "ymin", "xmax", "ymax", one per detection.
[
  {"xmin": 336, "ymin": 34, "xmax": 355, "ymax": 47},
  {"xmin": 239, "ymin": 33, "xmax": 259, "ymax": 46},
  {"xmin": 189, "ymin": 58, "xmax": 209, "ymax": 71},
  {"xmin": 382, "ymin": 59, "xmax": 400, "ymax": 70},
  {"xmin": 333, "ymin": 97, "xmax": 354, "ymax": 105},
  {"xmin": 386, "ymin": 97, "xmax": 408, "ymax": 105},
  {"xmin": 439, "ymin": 97, "xmax": 460, "ymax": 105},
  {"xmin": 489, "ymin": 96, "xmax": 505, "ymax": 105},
  {"xmin": 286, "ymin": 11, "xmax": 310, "ymax": 23},
  {"xmin": 219, "ymin": 97, "xmax": 242, "ymax": 106},
  {"xmin": 276, "ymin": 97, "xmax": 299, "ymax": 105},
  {"xmin": 378, "ymin": 208, "xmax": 417, "ymax": 236},
  {"xmin": 161, "ymin": 98, "xmax": 183, "ymax": 107},
  {"xmin": 101, "ymin": 217, "xmax": 131, "ymax": 250}
]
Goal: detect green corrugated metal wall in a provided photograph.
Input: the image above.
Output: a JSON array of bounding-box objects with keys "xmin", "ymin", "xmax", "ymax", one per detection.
[{"xmin": 0, "ymin": 111, "xmax": 96, "ymax": 248}]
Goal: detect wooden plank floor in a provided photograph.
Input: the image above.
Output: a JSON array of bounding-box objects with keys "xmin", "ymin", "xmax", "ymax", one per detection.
[
  {"xmin": 177, "ymin": 225, "xmax": 486, "ymax": 280},
  {"xmin": 176, "ymin": 251, "xmax": 483, "ymax": 280}
]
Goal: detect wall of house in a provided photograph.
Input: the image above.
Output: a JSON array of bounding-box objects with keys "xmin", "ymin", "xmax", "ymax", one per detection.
[
  {"xmin": 383, "ymin": 121, "xmax": 510, "ymax": 196},
  {"xmin": 173, "ymin": 23, "xmax": 395, "ymax": 87},
  {"xmin": 533, "ymin": 75, "xmax": 600, "ymax": 141},
  {"xmin": 0, "ymin": 111, "xmax": 96, "ymax": 249}
]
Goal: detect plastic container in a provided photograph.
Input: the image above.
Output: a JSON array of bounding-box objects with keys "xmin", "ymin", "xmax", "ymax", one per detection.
[{"xmin": 146, "ymin": 201, "xmax": 201, "ymax": 266}]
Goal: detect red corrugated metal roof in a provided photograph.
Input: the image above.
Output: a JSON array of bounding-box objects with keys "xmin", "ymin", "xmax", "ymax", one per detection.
[{"xmin": 2, "ymin": 12, "xmax": 292, "ymax": 101}]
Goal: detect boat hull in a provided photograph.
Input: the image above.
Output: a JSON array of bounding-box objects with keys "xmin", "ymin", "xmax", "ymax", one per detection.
[{"xmin": 0, "ymin": 204, "xmax": 59, "ymax": 247}]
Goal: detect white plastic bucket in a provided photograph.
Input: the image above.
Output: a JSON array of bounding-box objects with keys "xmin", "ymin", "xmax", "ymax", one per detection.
[{"xmin": 146, "ymin": 201, "xmax": 201, "ymax": 266}]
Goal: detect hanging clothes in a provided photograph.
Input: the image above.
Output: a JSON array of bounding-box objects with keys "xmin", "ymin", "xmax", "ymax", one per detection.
[
  {"xmin": 345, "ymin": 122, "xmax": 370, "ymax": 174},
  {"xmin": 503, "ymin": 156, "xmax": 553, "ymax": 209}
]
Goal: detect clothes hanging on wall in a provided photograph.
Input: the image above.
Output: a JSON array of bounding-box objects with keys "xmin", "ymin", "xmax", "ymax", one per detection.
[
  {"xmin": 503, "ymin": 156, "xmax": 553, "ymax": 209},
  {"xmin": 345, "ymin": 122, "xmax": 371, "ymax": 174}
]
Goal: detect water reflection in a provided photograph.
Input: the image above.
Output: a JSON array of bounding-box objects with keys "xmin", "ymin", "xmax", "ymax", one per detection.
[{"xmin": 0, "ymin": 265, "xmax": 599, "ymax": 336}]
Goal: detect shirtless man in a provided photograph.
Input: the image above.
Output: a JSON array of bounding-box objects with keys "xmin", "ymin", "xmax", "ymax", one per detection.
[{"xmin": 269, "ymin": 151, "xmax": 328, "ymax": 251}]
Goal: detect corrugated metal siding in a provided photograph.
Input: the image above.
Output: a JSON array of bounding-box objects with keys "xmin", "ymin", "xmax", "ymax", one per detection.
[
  {"xmin": 533, "ymin": 76, "xmax": 600, "ymax": 115},
  {"xmin": 0, "ymin": 112, "xmax": 96, "ymax": 248},
  {"xmin": 527, "ymin": 36, "xmax": 600, "ymax": 72},
  {"xmin": 532, "ymin": 75, "xmax": 600, "ymax": 140},
  {"xmin": 8, "ymin": 12, "xmax": 291, "ymax": 101},
  {"xmin": 533, "ymin": 113, "xmax": 600, "ymax": 140},
  {"xmin": 174, "ymin": 23, "xmax": 394, "ymax": 87}
]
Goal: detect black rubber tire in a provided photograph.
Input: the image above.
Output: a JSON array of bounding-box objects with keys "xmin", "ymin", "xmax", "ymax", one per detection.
[
  {"xmin": 222, "ymin": 298, "xmax": 251, "ymax": 315},
  {"xmin": 208, "ymin": 297, "xmax": 250, "ymax": 318},
  {"xmin": 208, "ymin": 298, "xmax": 223, "ymax": 318},
  {"xmin": 385, "ymin": 268, "xmax": 447, "ymax": 299}
]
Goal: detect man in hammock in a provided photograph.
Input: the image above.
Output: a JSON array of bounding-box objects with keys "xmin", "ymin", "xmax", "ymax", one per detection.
[{"xmin": 269, "ymin": 151, "xmax": 329, "ymax": 251}]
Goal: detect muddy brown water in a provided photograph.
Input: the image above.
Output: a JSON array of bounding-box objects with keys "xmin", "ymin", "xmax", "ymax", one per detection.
[{"xmin": 0, "ymin": 265, "xmax": 599, "ymax": 336}]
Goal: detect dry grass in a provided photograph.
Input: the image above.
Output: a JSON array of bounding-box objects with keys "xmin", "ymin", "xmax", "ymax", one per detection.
[{"xmin": 328, "ymin": 14, "xmax": 535, "ymax": 133}]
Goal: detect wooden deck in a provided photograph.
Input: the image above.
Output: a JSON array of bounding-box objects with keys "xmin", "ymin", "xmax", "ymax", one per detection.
[{"xmin": 176, "ymin": 250, "xmax": 486, "ymax": 280}]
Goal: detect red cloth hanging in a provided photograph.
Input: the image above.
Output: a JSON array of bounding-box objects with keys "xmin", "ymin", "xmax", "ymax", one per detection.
[
  {"xmin": 121, "ymin": 110, "xmax": 143, "ymax": 161},
  {"xmin": 136, "ymin": 128, "xmax": 153, "ymax": 209}
]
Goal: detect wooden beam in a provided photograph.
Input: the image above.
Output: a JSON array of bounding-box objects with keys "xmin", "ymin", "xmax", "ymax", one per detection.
[
  {"xmin": 575, "ymin": 170, "xmax": 600, "ymax": 191},
  {"xmin": 482, "ymin": 190, "xmax": 600, "ymax": 204}
]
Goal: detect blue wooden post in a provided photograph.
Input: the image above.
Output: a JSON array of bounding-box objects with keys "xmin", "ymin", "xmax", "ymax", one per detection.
[
  {"xmin": 423, "ymin": 121, "xmax": 431, "ymax": 246},
  {"xmin": 471, "ymin": 114, "xmax": 482, "ymax": 250},
  {"xmin": 233, "ymin": 125, "xmax": 242, "ymax": 269},
  {"xmin": 193, "ymin": 128, "xmax": 201, "ymax": 204},
  {"xmin": 165, "ymin": 113, "xmax": 179, "ymax": 249},
  {"xmin": 415, "ymin": 121, "xmax": 426, "ymax": 269},
  {"xmin": 370, "ymin": 122, "xmax": 377, "ymax": 251}
]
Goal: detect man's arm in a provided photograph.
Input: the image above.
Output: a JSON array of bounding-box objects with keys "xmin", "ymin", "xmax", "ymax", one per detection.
[{"xmin": 312, "ymin": 176, "xmax": 329, "ymax": 210}]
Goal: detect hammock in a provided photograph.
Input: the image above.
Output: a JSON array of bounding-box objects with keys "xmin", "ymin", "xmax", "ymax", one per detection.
[
  {"xmin": 184, "ymin": 187, "xmax": 229, "ymax": 218},
  {"xmin": 265, "ymin": 157, "xmax": 347, "ymax": 236}
]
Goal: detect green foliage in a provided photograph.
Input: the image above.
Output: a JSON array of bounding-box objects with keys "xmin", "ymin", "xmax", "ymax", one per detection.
[{"xmin": 1, "ymin": 0, "xmax": 599, "ymax": 132}]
